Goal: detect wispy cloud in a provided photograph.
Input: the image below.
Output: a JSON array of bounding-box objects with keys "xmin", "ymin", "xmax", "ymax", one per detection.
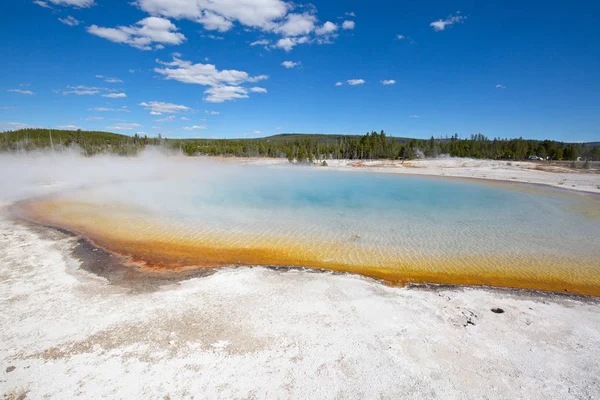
[
  {"xmin": 88, "ymin": 106, "xmax": 130, "ymax": 112},
  {"xmin": 430, "ymin": 12, "xmax": 466, "ymax": 31},
  {"xmin": 7, "ymin": 89, "xmax": 34, "ymax": 95},
  {"xmin": 346, "ymin": 79, "xmax": 365, "ymax": 86},
  {"xmin": 496, "ymin": 84, "xmax": 506, "ymax": 89},
  {"xmin": 96, "ymin": 75, "xmax": 123, "ymax": 83},
  {"xmin": 1, "ymin": 122, "xmax": 34, "ymax": 130},
  {"xmin": 107, "ymin": 123, "xmax": 142, "ymax": 130},
  {"xmin": 58, "ymin": 16, "xmax": 80, "ymax": 26},
  {"xmin": 33, "ymin": 1, "xmax": 53, "ymax": 9},
  {"xmin": 59, "ymin": 84, "xmax": 122, "ymax": 96},
  {"xmin": 205, "ymin": 110, "xmax": 220, "ymax": 115},
  {"xmin": 154, "ymin": 115, "xmax": 176, "ymax": 122},
  {"xmin": 102, "ymin": 92, "xmax": 127, "ymax": 98},
  {"xmin": 281, "ymin": 61, "xmax": 300, "ymax": 68},
  {"xmin": 250, "ymin": 39, "xmax": 270, "ymax": 47},
  {"xmin": 139, "ymin": 101, "xmax": 190, "ymax": 114},
  {"xmin": 181, "ymin": 125, "xmax": 207, "ymax": 130},
  {"xmin": 381, "ymin": 80, "xmax": 396, "ymax": 85}
]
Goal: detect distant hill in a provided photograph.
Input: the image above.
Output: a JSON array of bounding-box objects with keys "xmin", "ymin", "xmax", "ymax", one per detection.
[{"xmin": 178, "ymin": 133, "xmax": 416, "ymax": 145}]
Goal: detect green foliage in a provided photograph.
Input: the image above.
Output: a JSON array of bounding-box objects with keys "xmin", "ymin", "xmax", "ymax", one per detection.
[
  {"xmin": 2, "ymin": 128, "xmax": 599, "ymax": 163},
  {"xmin": 0, "ymin": 128, "xmax": 159, "ymax": 156}
]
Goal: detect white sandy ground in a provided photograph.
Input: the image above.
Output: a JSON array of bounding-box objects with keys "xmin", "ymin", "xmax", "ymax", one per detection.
[
  {"xmin": 1, "ymin": 215, "xmax": 599, "ymax": 399},
  {"xmin": 243, "ymin": 158, "xmax": 600, "ymax": 194}
]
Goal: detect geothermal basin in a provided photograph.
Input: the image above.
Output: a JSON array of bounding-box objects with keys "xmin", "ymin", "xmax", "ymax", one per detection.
[{"xmin": 14, "ymin": 165, "xmax": 600, "ymax": 296}]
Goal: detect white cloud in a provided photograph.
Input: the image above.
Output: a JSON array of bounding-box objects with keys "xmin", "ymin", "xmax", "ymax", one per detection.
[
  {"xmin": 87, "ymin": 17, "xmax": 186, "ymax": 50},
  {"xmin": 274, "ymin": 13, "xmax": 316, "ymax": 36},
  {"xmin": 102, "ymin": 92, "xmax": 127, "ymax": 98},
  {"xmin": 346, "ymin": 79, "xmax": 365, "ymax": 85},
  {"xmin": 154, "ymin": 115, "xmax": 176, "ymax": 122},
  {"xmin": 181, "ymin": 125, "xmax": 207, "ymax": 130},
  {"xmin": 83, "ymin": 116, "xmax": 103, "ymax": 120},
  {"xmin": 135, "ymin": 0, "xmax": 290, "ymax": 32},
  {"xmin": 57, "ymin": 124, "xmax": 82, "ymax": 130},
  {"xmin": 129, "ymin": 69, "xmax": 136, "ymax": 73},
  {"xmin": 253, "ymin": 130, "xmax": 262, "ymax": 134},
  {"xmin": 345, "ymin": 12, "xmax": 355, "ymax": 17},
  {"xmin": 34, "ymin": 1, "xmax": 53, "ymax": 8},
  {"xmin": 410, "ymin": 114, "xmax": 420, "ymax": 118},
  {"xmin": 381, "ymin": 80, "xmax": 396, "ymax": 85},
  {"xmin": 496, "ymin": 84, "xmax": 506, "ymax": 89},
  {"xmin": 155, "ymin": 56, "xmax": 268, "ymax": 86},
  {"xmin": 107, "ymin": 123, "xmax": 143, "ymax": 130},
  {"xmin": 199, "ymin": 12, "xmax": 233, "ymax": 31},
  {"xmin": 315, "ymin": 21, "xmax": 337, "ymax": 36},
  {"xmin": 88, "ymin": 107, "xmax": 130, "ymax": 112},
  {"xmin": 335, "ymin": 81, "xmax": 343, "ymax": 86},
  {"xmin": 58, "ymin": 15, "xmax": 80, "ymax": 26},
  {"xmin": 43, "ymin": 0, "xmax": 95, "ymax": 7},
  {"xmin": 180, "ymin": 116, "xmax": 191, "ymax": 120},
  {"xmin": 154, "ymin": 56, "xmax": 268, "ymax": 102},
  {"xmin": 341, "ymin": 20, "xmax": 355, "ymax": 30},
  {"xmin": 64, "ymin": 90, "xmax": 97, "ymax": 95},
  {"xmin": 250, "ymin": 39, "xmax": 270, "ymax": 47},
  {"xmin": 3, "ymin": 122, "xmax": 33, "ymax": 130},
  {"xmin": 204, "ymin": 86, "xmax": 249, "ymax": 103},
  {"xmin": 205, "ymin": 110, "xmax": 220, "ymax": 115},
  {"xmin": 396, "ymin": 34, "xmax": 405, "ymax": 40},
  {"xmin": 250, "ymin": 86, "xmax": 267, "ymax": 93},
  {"xmin": 105, "ymin": 77, "xmax": 123, "ymax": 83},
  {"xmin": 203, "ymin": 34, "xmax": 225, "ymax": 40},
  {"xmin": 140, "ymin": 101, "xmax": 190, "ymax": 114},
  {"xmin": 430, "ymin": 12, "xmax": 466, "ymax": 31},
  {"xmin": 7, "ymin": 89, "xmax": 34, "ymax": 95},
  {"xmin": 60, "ymin": 85, "xmax": 112, "ymax": 95},
  {"xmin": 273, "ymin": 36, "xmax": 309, "ymax": 51},
  {"xmin": 281, "ymin": 61, "xmax": 299, "ymax": 68}
]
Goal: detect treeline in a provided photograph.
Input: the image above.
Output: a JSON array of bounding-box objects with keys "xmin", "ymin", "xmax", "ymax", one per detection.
[
  {"xmin": 0, "ymin": 128, "xmax": 159, "ymax": 156},
  {"xmin": 178, "ymin": 131, "xmax": 600, "ymax": 162},
  {"xmin": 2, "ymin": 128, "xmax": 599, "ymax": 162}
]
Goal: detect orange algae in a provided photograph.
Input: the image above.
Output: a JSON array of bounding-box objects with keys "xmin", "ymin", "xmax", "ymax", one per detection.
[{"xmin": 16, "ymin": 198, "xmax": 600, "ymax": 297}]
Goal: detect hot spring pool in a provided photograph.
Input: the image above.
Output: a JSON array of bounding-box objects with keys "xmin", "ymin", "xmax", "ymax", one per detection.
[{"xmin": 17, "ymin": 166, "xmax": 600, "ymax": 296}]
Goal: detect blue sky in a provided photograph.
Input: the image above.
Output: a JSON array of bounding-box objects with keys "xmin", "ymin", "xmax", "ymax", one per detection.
[{"xmin": 1, "ymin": 0, "xmax": 599, "ymax": 141}]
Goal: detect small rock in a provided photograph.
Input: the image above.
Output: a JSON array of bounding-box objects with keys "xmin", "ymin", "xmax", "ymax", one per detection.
[
  {"xmin": 6, "ymin": 366, "xmax": 16, "ymax": 373},
  {"xmin": 491, "ymin": 308, "xmax": 504, "ymax": 314}
]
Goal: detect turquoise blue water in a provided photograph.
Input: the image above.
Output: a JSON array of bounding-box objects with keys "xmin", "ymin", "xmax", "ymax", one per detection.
[
  {"xmin": 85, "ymin": 167, "xmax": 599, "ymax": 258},
  {"xmin": 43, "ymin": 165, "xmax": 600, "ymax": 294}
]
